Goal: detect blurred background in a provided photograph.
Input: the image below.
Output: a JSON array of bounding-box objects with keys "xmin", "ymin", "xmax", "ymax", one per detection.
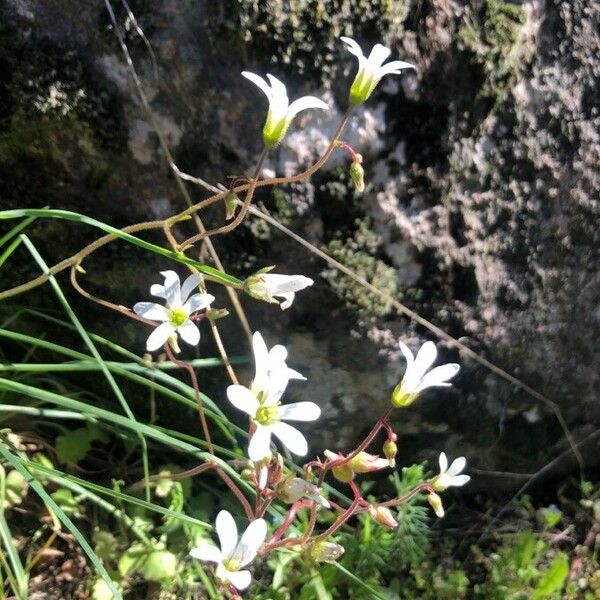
[{"xmin": 0, "ymin": 0, "xmax": 598, "ymax": 598}]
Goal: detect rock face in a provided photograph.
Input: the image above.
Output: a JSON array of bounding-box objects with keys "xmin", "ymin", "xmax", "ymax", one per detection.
[{"xmin": 1, "ymin": 0, "xmax": 597, "ymax": 487}]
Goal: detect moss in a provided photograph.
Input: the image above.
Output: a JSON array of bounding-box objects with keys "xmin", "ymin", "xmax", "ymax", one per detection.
[
  {"xmin": 321, "ymin": 218, "xmax": 398, "ymax": 318},
  {"xmin": 236, "ymin": 0, "xmax": 408, "ymax": 83},
  {"xmin": 455, "ymin": 0, "xmax": 526, "ymax": 108}
]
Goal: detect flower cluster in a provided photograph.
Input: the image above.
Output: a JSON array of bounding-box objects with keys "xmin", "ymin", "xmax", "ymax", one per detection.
[{"xmin": 126, "ymin": 37, "xmax": 471, "ymax": 596}]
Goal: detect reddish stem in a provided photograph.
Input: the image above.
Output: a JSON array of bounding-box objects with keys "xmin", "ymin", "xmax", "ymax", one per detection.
[{"xmin": 164, "ymin": 343, "xmax": 214, "ymax": 455}]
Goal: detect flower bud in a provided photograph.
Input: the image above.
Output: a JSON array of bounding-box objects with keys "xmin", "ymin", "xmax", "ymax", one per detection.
[
  {"xmin": 205, "ymin": 308, "xmax": 229, "ymax": 321},
  {"xmin": 349, "ymin": 159, "xmax": 365, "ymax": 193},
  {"xmin": 325, "ymin": 450, "xmax": 355, "ymax": 483},
  {"xmin": 427, "ymin": 492, "xmax": 445, "ymax": 518},
  {"xmin": 383, "ymin": 440, "xmax": 398, "ymax": 468},
  {"xmin": 348, "ymin": 451, "xmax": 389, "ymax": 474},
  {"xmin": 391, "ymin": 383, "xmax": 417, "ymax": 408},
  {"xmin": 308, "ymin": 541, "xmax": 345, "ymax": 563},
  {"xmin": 224, "ymin": 192, "xmax": 239, "ymax": 220},
  {"xmin": 369, "ymin": 505, "xmax": 398, "ymax": 529}
]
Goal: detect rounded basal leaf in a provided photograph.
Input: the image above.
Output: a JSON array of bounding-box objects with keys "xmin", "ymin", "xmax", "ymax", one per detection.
[{"xmin": 141, "ymin": 549, "xmax": 178, "ymax": 582}]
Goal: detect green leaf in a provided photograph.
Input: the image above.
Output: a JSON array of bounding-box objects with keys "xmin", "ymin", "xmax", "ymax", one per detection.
[
  {"xmin": 94, "ymin": 531, "xmax": 119, "ymax": 561},
  {"xmin": 141, "ymin": 549, "xmax": 178, "ymax": 582},
  {"xmin": 50, "ymin": 489, "xmax": 81, "ymax": 516},
  {"xmin": 532, "ymin": 553, "xmax": 569, "ymax": 599},
  {"xmin": 0, "ymin": 208, "xmax": 242, "ymax": 287},
  {"xmin": 4, "ymin": 470, "xmax": 28, "ymax": 507},
  {"xmin": 56, "ymin": 428, "xmax": 94, "ymax": 465},
  {"xmin": 516, "ymin": 530, "xmax": 535, "ymax": 570},
  {"xmin": 91, "ymin": 577, "xmax": 121, "ymax": 600}
]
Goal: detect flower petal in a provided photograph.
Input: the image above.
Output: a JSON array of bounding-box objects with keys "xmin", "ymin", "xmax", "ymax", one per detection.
[
  {"xmin": 271, "ymin": 421, "xmax": 308, "ymax": 456},
  {"xmin": 286, "ymin": 96, "xmax": 329, "ymax": 120},
  {"xmin": 161, "ymin": 270, "xmax": 182, "ymax": 308},
  {"xmin": 277, "ymin": 292, "xmax": 295, "ymax": 310},
  {"xmin": 150, "ymin": 284, "xmax": 166, "ymax": 299},
  {"xmin": 227, "ymin": 569, "xmax": 252, "ymax": 591},
  {"xmin": 189, "ymin": 543, "xmax": 222, "ymax": 564},
  {"xmin": 237, "ymin": 518, "xmax": 267, "ymax": 567},
  {"xmin": 178, "ymin": 320, "xmax": 200, "ymax": 346},
  {"xmin": 438, "ymin": 451, "xmax": 448, "ymax": 474},
  {"xmin": 251, "ymin": 331, "xmax": 270, "ymax": 395},
  {"xmin": 287, "ymin": 367, "xmax": 307, "ymax": 381},
  {"xmin": 241, "ymin": 71, "xmax": 272, "ymax": 102},
  {"xmin": 180, "ymin": 273, "xmax": 204, "ymax": 304},
  {"xmin": 416, "ymin": 363, "xmax": 460, "ymax": 392},
  {"xmin": 263, "ymin": 274, "xmax": 314, "ymax": 294},
  {"xmin": 376, "ymin": 60, "xmax": 416, "ymax": 77},
  {"xmin": 341, "ymin": 36, "xmax": 366, "ymax": 69},
  {"xmin": 265, "ymin": 74, "xmax": 289, "ymax": 115},
  {"xmin": 447, "ymin": 456, "xmax": 466, "ymax": 476},
  {"xmin": 450, "ymin": 474, "xmax": 471, "ymax": 487},
  {"xmin": 279, "ymin": 402, "xmax": 321, "ymax": 422},
  {"xmin": 133, "ymin": 302, "xmax": 168, "ymax": 322},
  {"xmin": 248, "ymin": 425, "xmax": 272, "ymax": 462},
  {"xmin": 184, "ymin": 293, "xmax": 215, "ymax": 314},
  {"xmin": 146, "ymin": 322, "xmax": 175, "ymax": 352},
  {"xmin": 226, "ymin": 385, "xmax": 259, "ymax": 416},
  {"xmin": 366, "ymin": 43, "xmax": 392, "ymax": 70},
  {"xmin": 216, "ymin": 510, "xmax": 238, "ymax": 558},
  {"xmin": 413, "ymin": 341, "xmax": 438, "ymax": 382}
]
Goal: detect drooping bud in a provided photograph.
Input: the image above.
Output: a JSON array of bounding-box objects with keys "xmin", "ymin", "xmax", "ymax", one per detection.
[
  {"xmin": 308, "ymin": 541, "xmax": 345, "ymax": 563},
  {"xmin": 324, "ymin": 450, "xmax": 354, "ymax": 483},
  {"xmin": 206, "ymin": 308, "xmax": 229, "ymax": 321},
  {"xmin": 427, "ymin": 492, "xmax": 445, "ymax": 518},
  {"xmin": 369, "ymin": 505, "xmax": 398, "ymax": 529},
  {"xmin": 348, "ymin": 451, "xmax": 390, "ymax": 474},
  {"xmin": 349, "ymin": 154, "xmax": 365, "ymax": 193},
  {"xmin": 276, "ymin": 477, "xmax": 330, "ymax": 508},
  {"xmin": 383, "ymin": 439, "xmax": 398, "ymax": 468},
  {"xmin": 224, "ymin": 192, "xmax": 239, "ymax": 220},
  {"xmin": 167, "ymin": 333, "xmax": 181, "ymax": 354}
]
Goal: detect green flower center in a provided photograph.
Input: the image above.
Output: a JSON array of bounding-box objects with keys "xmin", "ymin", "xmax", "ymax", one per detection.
[
  {"xmin": 168, "ymin": 307, "xmax": 187, "ymax": 327},
  {"xmin": 255, "ymin": 404, "xmax": 280, "ymax": 426},
  {"xmin": 222, "ymin": 556, "xmax": 242, "ymax": 571}
]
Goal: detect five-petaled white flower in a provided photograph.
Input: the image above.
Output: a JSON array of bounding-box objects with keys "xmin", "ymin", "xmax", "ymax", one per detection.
[
  {"xmin": 341, "ymin": 36, "xmax": 415, "ymax": 106},
  {"xmin": 391, "ymin": 341, "xmax": 460, "ymax": 408},
  {"xmin": 189, "ymin": 510, "xmax": 267, "ymax": 591},
  {"xmin": 244, "ymin": 267, "xmax": 314, "ymax": 310},
  {"xmin": 227, "ymin": 332, "xmax": 320, "ymax": 461},
  {"xmin": 241, "ymin": 72, "xmax": 329, "ymax": 147},
  {"xmin": 133, "ymin": 271, "xmax": 214, "ymax": 352},
  {"xmin": 432, "ymin": 452, "xmax": 471, "ymax": 492}
]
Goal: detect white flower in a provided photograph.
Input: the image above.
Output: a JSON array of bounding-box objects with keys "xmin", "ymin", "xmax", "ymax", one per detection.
[
  {"xmin": 241, "ymin": 72, "xmax": 329, "ymax": 147},
  {"xmin": 228, "ymin": 386, "xmax": 320, "ymax": 461},
  {"xmin": 133, "ymin": 270, "xmax": 214, "ymax": 352},
  {"xmin": 248, "ymin": 331, "xmax": 306, "ymax": 403},
  {"xmin": 227, "ymin": 333, "xmax": 319, "ymax": 461},
  {"xmin": 432, "ymin": 452, "xmax": 471, "ymax": 492},
  {"xmin": 391, "ymin": 341, "xmax": 460, "ymax": 407},
  {"xmin": 341, "ymin": 36, "xmax": 415, "ymax": 106},
  {"xmin": 189, "ymin": 510, "xmax": 267, "ymax": 591},
  {"xmin": 244, "ymin": 267, "xmax": 314, "ymax": 310}
]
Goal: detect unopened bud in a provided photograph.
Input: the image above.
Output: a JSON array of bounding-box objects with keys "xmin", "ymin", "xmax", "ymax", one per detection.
[
  {"xmin": 308, "ymin": 541, "xmax": 345, "ymax": 563},
  {"xmin": 349, "ymin": 451, "xmax": 389, "ymax": 474},
  {"xmin": 383, "ymin": 440, "xmax": 398, "ymax": 468},
  {"xmin": 427, "ymin": 492, "xmax": 445, "ymax": 518},
  {"xmin": 369, "ymin": 505, "xmax": 398, "ymax": 529},
  {"xmin": 167, "ymin": 333, "xmax": 181, "ymax": 354},
  {"xmin": 206, "ymin": 308, "xmax": 229, "ymax": 320},
  {"xmin": 324, "ymin": 450, "xmax": 354, "ymax": 483},
  {"xmin": 224, "ymin": 192, "xmax": 239, "ymax": 220},
  {"xmin": 349, "ymin": 160, "xmax": 365, "ymax": 193},
  {"xmin": 240, "ymin": 468, "xmax": 254, "ymax": 482},
  {"xmin": 391, "ymin": 383, "xmax": 417, "ymax": 408}
]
